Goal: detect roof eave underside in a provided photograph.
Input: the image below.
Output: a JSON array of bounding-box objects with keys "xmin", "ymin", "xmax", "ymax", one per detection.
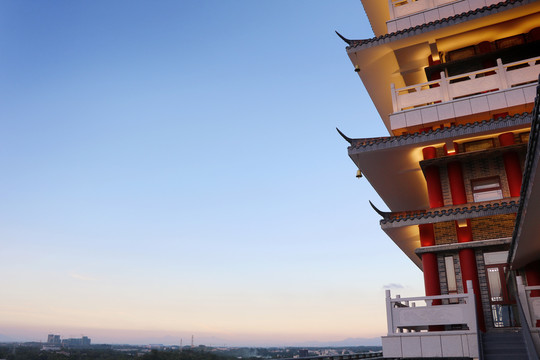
[
  {"xmin": 381, "ymin": 202, "xmax": 519, "ymax": 270},
  {"xmin": 510, "ymin": 80, "xmax": 540, "ymax": 269},
  {"xmin": 345, "ymin": 0, "xmax": 537, "ymax": 51},
  {"xmin": 345, "ymin": 114, "xmax": 532, "ymax": 212}
]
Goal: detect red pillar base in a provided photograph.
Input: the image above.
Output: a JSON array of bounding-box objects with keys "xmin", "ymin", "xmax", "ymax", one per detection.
[
  {"xmin": 456, "ymin": 222, "xmax": 486, "ymax": 332},
  {"xmin": 419, "ymin": 223, "xmax": 442, "ymax": 332},
  {"xmin": 422, "ymin": 252, "xmax": 442, "ymax": 306}
]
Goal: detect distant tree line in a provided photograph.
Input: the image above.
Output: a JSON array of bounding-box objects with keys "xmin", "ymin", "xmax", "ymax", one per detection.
[
  {"xmin": 142, "ymin": 350, "xmax": 237, "ymax": 360},
  {"xmin": 0, "ymin": 347, "xmax": 127, "ymax": 360},
  {"xmin": 0, "ymin": 345, "xmax": 382, "ymax": 360},
  {"xmin": 0, "ymin": 347, "xmax": 238, "ymax": 360}
]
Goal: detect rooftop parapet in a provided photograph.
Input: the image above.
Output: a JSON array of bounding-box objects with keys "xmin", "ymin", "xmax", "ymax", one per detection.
[{"xmin": 387, "ymin": 0, "xmax": 503, "ymax": 33}]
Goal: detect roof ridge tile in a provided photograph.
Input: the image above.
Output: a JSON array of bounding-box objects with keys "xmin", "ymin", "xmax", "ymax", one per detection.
[
  {"xmin": 347, "ymin": 111, "xmax": 532, "ymax": 150},
  {"xmin": 380, "ymin": 200, "xmax": 520, "ymax": 225}
]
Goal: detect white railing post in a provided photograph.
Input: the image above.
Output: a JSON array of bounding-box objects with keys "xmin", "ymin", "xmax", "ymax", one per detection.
[
  {"xmin": 386, "ymin": 289, "xmax": 394, "ymax": 334},
  {"xmin": 440, "ymin": 71, "xmax": 450, "ymax": 101},
  {"xmin": 517, "ymin": 276, "xmax": 534, "ymax": 328},
  {"xmin": 497, "ymin": 58, "xmax": 509, "ymax": 90},
  {"xmin": 388, "ymin": 0, "xmax": 396, "ymax": 19},
  {"xmin": 466, "ymin": 280, "xmax": 474, "ymax": 295},
  {"xmin": 390, "ymin": 83, "xmax": 399, "ymax": 112},
  {"xmin": 395, "ymin": 295, "xmax": 404, "ymax": 333},
  {"xmin": 465, "ymin": 280, "xmax": 477, "ymax": 333}
]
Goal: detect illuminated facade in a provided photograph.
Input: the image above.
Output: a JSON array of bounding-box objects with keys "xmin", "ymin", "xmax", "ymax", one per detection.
[{"xmin": 338, "ymin": 0, "xmax": 540, "ymax": 358}]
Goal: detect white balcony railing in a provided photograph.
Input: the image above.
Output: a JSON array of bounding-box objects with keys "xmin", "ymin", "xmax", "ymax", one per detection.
[
  {"xmin": 391, "ymin": 57, "xmax": 540, "ymax": 112},
  {"xmin": 516, "ymin": 276, "xmax": 540, "ymax": 354},
  {"xmin": 382, "ymin": 280, "xmax": 479, "ymax": 358},
  {"xmin": 385, "ymin": 284, "xmax": 477, "ymax": 334},
  {"xmin": 389, "ymin": 0, "xmax": 457, "ymax": 20}
]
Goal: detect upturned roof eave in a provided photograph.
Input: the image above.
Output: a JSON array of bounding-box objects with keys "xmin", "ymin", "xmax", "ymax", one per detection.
[
  {"xmin": 341, "ymin": 113, "xmax": 532, "ymax": 212},
  {"xmin": 380, "ymin": 200, "xmax": 520, "ymax": 229},
  {"xmin": 345, "ymin": 112, "xmax": 533, "ymax": 156},
  {"xmin": 344, "ymin": 0, "xmax": 534, "ymax": 52}
]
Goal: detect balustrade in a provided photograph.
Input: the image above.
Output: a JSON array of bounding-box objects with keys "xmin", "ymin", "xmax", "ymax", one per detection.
[
  {"xmin": 516, "ymin": 276, "xmax": 540, "ymax": 354},
  {"xmin": 382, "ymin": 280, "xmax": 479, "ymax": 358},
  {"xmin": 517, "ymin": 276, "xmax": 540, "ymax": 329},
  {"xmin": 391, "ymin": 56, "xmax": 540, "ymax": 113},
  {"xmin": 385, "ymin": 280, "xmax": 477, "ymax": 334},
  {"xmin": 389, "ymin": 0, "xmax": 457, "ymax": 20}
]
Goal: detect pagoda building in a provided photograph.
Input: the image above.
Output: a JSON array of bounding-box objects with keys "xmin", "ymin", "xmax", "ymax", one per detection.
[{"xmin": 337, "ymin": 0, "xmax": 540, "ymax": 358}]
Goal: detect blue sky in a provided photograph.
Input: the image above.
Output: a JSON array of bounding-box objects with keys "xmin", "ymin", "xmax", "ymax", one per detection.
[{"xmin": 0, "ymin": 1, "xmax": 423, "ymax": 346}]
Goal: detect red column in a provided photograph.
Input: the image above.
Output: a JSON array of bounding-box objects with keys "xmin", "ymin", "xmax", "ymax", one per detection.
[
  {"xmin": 445, "ymin": 142, "xmax": 467, "ymax": 205},
  {"xmin": 419, "ymin": 224, "xmax": 443, "ymax": 331},
  {"xmin": 421, "ymin": 147, "xmax": 442, "ymax": 307},
  {"xmin": 448, "ymin": 162, "xmax": 467, "ymax": 204},
  {"xmin": 478, "ymin": 41, "xmax": 496, "ymax": 72},
  {"xmin": 499, "ymin": 132, "xmax": 522, "ymax": 197},
  {"xmin": 419, "ymin": 224, "xmax": 441, "ymax": 306},
  {"xmin": 423, "ymin": 147, "xmax": 444, "ymax": 208},
  {"xmin": 421, "ymin": 148, "xmax": 443, "ymax": 330},
  {"xmin": 456, "ymin": 220, "xmax": 486, "ymax": 331}
]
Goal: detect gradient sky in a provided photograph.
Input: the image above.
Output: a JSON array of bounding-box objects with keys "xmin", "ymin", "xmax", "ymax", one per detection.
[{"xmin": 0, "ymin": 1, "xmax": 424, "ymax": 346}]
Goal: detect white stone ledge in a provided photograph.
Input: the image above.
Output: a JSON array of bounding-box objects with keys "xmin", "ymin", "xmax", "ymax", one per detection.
[
  {"xmin": 387, "ymin": 0, "xmax": 501, "ymax": 33},
  {"xmin": 390, "ymin": 83, "xmax": 536, "ymax": 130},
  {"xmin": 382, "ymin": 333, "xmax": 479, "ymax": 358}
]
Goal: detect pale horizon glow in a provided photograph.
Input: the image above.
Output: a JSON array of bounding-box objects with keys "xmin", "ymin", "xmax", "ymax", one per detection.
[{"xmin": 0, "ymin": 0, "xmax": 424, "ymax": 346}]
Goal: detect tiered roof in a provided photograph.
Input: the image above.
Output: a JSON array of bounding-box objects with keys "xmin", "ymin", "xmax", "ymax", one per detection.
[
  {"xmin": 377, "ymin": 200, "xmax": 519, "ymax": 228},
  {"xmin": 338, "ymin": 112, "xmax": 532, "ymax": 152},
  {"xmin": 338, "ymin": 0, "xmax": 533, "ymax": 50}
]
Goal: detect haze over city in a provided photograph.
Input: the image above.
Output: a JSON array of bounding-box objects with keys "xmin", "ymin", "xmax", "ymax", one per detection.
[{"xmin": 0, "ymin": 1, "xmax": 424, "ymax": 346}]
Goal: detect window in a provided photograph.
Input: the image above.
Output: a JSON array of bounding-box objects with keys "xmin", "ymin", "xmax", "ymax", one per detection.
[
  {"xmin": 463, "ymin": 138, "xmax": 494, "ymax": 152},
  {"xmin": 446, "ymin": 46, "xmax": 476, "ymax": 62},
  {"xmin": 495, "ymin": 34, "xmax": 526, "ymax": 50},
  {"xmin": 487, "ymin": 267, "xmax": 504, "ymax": 302},
  {"xmin": 471, "ymin": 177, "xmax": 503, "ymax": 202}
]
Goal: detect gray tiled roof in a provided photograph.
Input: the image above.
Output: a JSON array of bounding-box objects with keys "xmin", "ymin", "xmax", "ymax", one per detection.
[
  {"xmin": 343, "ymin": 0, "xmax": 532, "ymax": 51},
  {"xmin": 379, "ymin": 200, "xmax": 519, "ymax": 228},
  {"xmin": 341, "ymin": 112, "xmax": 532, "ymax": 152}
]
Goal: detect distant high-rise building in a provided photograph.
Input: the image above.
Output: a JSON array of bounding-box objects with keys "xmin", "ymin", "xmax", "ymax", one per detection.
[
  {"xmin": 47, "ymin": 334, "xmax": 60, "ymax": 345},
  {"xmin": 62, "ymin": 336, "xmax": 91, "ymax": 348}
]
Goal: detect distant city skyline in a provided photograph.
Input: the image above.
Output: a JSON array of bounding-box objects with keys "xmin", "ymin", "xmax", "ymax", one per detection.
[
  {"xmin": 2, "ymin": 330, "xmax": 382, "ymax": 347},
  {"xmin": 0, "ymin": 0, "xmax": 424, "ymax": 346}
]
